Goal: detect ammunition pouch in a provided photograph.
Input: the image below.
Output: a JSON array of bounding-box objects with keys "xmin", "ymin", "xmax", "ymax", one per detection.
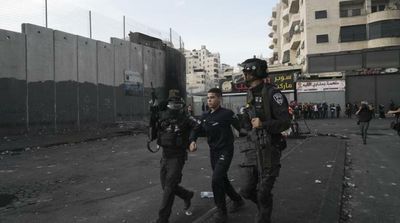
[
  {"xmin": 271, "ymin": 135, "xmax": 287, "ymax": 151},
  {"xmin": 157, "ymin": 131, "xmax": 184, "ymax": 148}
]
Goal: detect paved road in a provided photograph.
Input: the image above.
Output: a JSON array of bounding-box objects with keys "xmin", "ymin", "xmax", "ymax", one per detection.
[{"xmin": 0, "ymin": 117, "xmax": 399, "ymax": 223}]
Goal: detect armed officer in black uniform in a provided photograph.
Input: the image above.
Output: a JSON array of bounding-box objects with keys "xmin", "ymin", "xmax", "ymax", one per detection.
[
  {"xmin": 239, "ymin": 58, "xmax": 290, "ymax": 223},
  {"xmin": 189, "ymin": 88, "xmax": 244, "ymax": 223},
  {"xmin": 151, "ymin": 90, "xmax": 197, "ymax": 223}
]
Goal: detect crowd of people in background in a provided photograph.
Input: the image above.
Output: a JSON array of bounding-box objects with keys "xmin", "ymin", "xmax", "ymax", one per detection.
[
  {"xmin": 289, "ymin": 101, "xmax": 342, "ymax": 120},
  {"xmin": 287, "ymin": 100, "xmax": 398, "ymax": 121}
]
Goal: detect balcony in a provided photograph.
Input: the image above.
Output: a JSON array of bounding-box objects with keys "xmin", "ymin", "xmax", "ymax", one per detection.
[
  {"xmin": 272, "ymin": 7, "xmax": 277, "ymax": 18},
  {"xmin": 273, "ymin": 20, "xmax": 278, "ymax": 31},
  {"xmin": 289, "ymin": 14, "xmax": 301, "ymax": 31},
  {"xmin": 289, "ymin": 0, "xmax": 299, "ymax": 14},
  {"xmin": 282, "ymin": 0, "xmax": 289, "ymax": 6},
  {"xmin": 269, "ymin": 43, "xmax": 275, "ymax": 49},
  {"xmin": 283, "ymin": 42, "xmax": 291, "ymax": 52},
  {"xmin": 368, "ymin": 37, "xmax": 400, "ymax": 49},
  {"xmin": 282, "ymin": 7, "xmax": 290, "ymax": 21},
  {"xmin": 269, "ymin": 31, "xmax": 274, "ymax": 38},
  {"xmin": 290, "ymin": 32, "xmax": 301, "ymax": 50},
  {"xmin": 282, "ymin": 25, "xmax": 290, "ymax": 40},
  {"xmin": 273, "ymin": 33, "xmax": 278, "ymax": 43},
  {"xmin": 268, "ymin": 18, "xmax": 273, "ymax": 26},
  {"xmin": 367, "ymin": 9, "xmax": 400, "ymax": 23},
  {"xmin": 340, "ymin": 14, "xmax": 367, "ymax": 26}
]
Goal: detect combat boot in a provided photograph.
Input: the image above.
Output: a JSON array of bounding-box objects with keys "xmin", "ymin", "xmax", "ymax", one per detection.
[
  {"xmin": 214, "ymin": 209, "xmax": 227, "ymax": 223},
  {"xmin": 184, "ymin": 191, "xmax": 194, "ymax": 210},
  {"xmin": 228, "ymin": 198, "xmax": 245, "ymax": 213}
]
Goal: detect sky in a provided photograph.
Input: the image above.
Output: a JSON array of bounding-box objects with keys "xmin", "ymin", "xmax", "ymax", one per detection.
[{"xmin": 1, "ymin": 0, "xmax": 275, "ymax": 66}]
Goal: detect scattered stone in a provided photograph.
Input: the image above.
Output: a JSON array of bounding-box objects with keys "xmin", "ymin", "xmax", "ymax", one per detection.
[
  {"xmin": 326, "ymin": 164, "xmax": 333, "ymax": 168},
  {"xmin": 315, "ymin": 180, "xmax": 322, "ymax": 184}
]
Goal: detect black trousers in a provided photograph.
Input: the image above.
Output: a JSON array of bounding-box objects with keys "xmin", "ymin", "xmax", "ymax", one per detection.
[
  {"xmin": 240, "ymin": 144, "xmax": 281, "ymax": 223},
  {"xmin": 158, "ymin": 156, "xmax": 192, "ymax": 222},
  {"xmin": 210, "ymin": 148, "xmax": 242, "ymax": 213},
  {"xmin": 240, "ymin": 165, "xmax": 277, "ymax": 223}
]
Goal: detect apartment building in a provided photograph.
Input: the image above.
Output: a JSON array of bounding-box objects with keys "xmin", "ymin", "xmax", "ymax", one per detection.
[
  {"xmin": 269, "ymin": 0, "xmax": 400, "ymax": 108},
  {"xmin": 184, "ymin": 45, "xmax": 221, "ymax": 94}
]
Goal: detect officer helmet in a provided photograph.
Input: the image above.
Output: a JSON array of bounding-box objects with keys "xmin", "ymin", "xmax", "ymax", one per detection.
[
  {"xmin": 167, "ymin": 97, "xmax": 185, "ymax": 110},
  {"xmin": 166, "ymin": 89, "xmax": 185, "ymax": 110},
  {"xmin": 241, "ymin": 58, "xmax": 268, "ymax": 78}
]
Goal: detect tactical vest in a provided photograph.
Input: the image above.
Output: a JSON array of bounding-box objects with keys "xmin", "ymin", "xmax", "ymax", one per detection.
[
  {"xmin": 157, "ymin": 109, "xmax": 188, "ymax": 148},
  {"xmin": 246, "ymin": 84, "xmax": 274, "ymax": 121}
]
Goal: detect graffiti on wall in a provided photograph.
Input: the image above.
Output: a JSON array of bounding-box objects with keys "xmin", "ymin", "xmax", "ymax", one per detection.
[{"xmin": 124, "ymin": 70, "xmax": 143, "ymax": 96}]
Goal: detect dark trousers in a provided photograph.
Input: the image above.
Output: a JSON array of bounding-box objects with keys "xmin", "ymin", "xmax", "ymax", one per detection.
[
  {"xmin": 359, "ymin": 121, "xmax": 370, "ymax": 143},
  {"xmin": 240, "ymin": 165, "xmax": 277, "ymax": 223},
  {"xmin": 210, "ymin": 148, "xmax": 242, "ymax": 213},
  {"xmin": 240, "ymin": 142, "xmax": 281, "ymax": 223},
  {"xmin": 158, "ymin": 156, "xmax": 192, "ymax": 222}
]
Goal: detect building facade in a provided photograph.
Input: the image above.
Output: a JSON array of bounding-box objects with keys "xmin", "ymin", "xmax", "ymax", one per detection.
[
  {"xmin": 184, "ymin": 45, "xmax": 221, "ymax": 94},
  {"xmin": 269, "ymin": 0, "xmax": 400, "ymax": 109}
]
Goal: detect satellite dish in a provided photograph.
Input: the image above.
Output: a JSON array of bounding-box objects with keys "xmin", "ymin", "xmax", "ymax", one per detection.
[{"xmin": 294, "ymin": 25, "xmax": 299, "ymax": 32}]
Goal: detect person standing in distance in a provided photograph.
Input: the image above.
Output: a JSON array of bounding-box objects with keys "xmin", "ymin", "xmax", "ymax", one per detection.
[
  {"xmin": 239, "ymin": 58, "xmax": 290, "ymax": 223},
  {"xmin": 355, "ymin": 101, "xmax": 373, "ymax": 145},
  {"xmin": 189, "ymin": 88, "xmax": 245, "ymax": 223}
]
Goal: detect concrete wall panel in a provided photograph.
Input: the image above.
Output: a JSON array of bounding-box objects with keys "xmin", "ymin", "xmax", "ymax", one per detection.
[
  {"xmin": 23, "ymin": 24, "xmax": 55, "ymax": 131},
  {"xmin": 130, "ymin": 43, "xmax": 143, "ymax": 74},
  {"xmin": 112, "ymin": 38, "xmax": 131, "ymax": 121},
  {"xmin": 131, "ymin": 43, "xmax": 145, "ymax": 117},
  {"xmin": 77, "ymin": 36, "xmax": 97, "ymax": 126},
  {"xmin": 0, "ymin": 29, "xmax": 27, "ymax": 134},
  {"xmin": 54, "ymin": 31, "xmax": 78, "ymax": 129},
  {"xmin": 97, "ymin": 41, "xmax": 114, "ymax": 124}
]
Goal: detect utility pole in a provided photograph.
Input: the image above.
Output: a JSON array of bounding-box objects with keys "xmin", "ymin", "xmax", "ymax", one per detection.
[
  {"xmin": 123, "ymin": 16, "xmax": 126, "ymax": 40},
  {"xmin": 89, "ymin": 10, "xmax": 92, "ymax": 39},
  {"xmin": 45, "ymin": 0, "xmax": 48, "ymax": 28}
]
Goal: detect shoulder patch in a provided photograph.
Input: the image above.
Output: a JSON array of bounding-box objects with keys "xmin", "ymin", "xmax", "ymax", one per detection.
[{"xmin": 273, "ymin": 93, "xmax": 284, "ymax": 105}]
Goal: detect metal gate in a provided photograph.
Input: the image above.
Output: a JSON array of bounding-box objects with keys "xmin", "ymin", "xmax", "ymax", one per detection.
[{"xmin": 346, "ymin": 73, "xmax": 400, "ymax": 109}]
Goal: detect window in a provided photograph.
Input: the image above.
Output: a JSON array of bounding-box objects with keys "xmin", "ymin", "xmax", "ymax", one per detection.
[
  {"xmin": 369, "ymin": 20, "xmax": 400, "ymax": 39},
  {"xmin": 315, "ymin": 10, "xmax": 327, "ymax": 19},
  {"xmin": 352, "ymin": 9, "xmax": 361, "ymax": 16},
  {"xmin": 340, "ymin": 8, "xmax": 361, "ymax": 17},
  {"xmin": 340, "ymin": 25, "xmax": 367, "ymax": 42},
  {"xmin": 282, "ymin": 50, "xmax": 290, "ymax": 63},
  {"xmin": 371, "ymin": 4, "xmax": 385, "ymax": 13},
  {"xmin": 340, "ymin": 10, "xmax": 348, "ymax": 17},
  {"xmin": 316, "ymin": 34, "xmax": 329, "ymax": 43}
]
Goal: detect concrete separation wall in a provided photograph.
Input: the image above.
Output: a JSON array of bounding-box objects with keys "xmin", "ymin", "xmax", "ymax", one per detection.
[
  {"xmin": 0, "ymin": 24, "xmax": 186, "ymax": 136},
  {"xmin": 112, "ymin": 38, "xmax": 131, "ymax": 121},
  {"xmin": 97, "ymin": 41, "xmax": 115, "ymax": 124},
  {"xmin": 23, "ymin": 24, "xmax": 55, "ymax": 132},
  {"xmin": 77, "ymin": 36, "xmax": 97, "ymax": 128},
  {"xmin": 54, "ymin": 31, "xmax": 78, "ymax": 130},
  {"xmin": 0, "ymin": 29, "xmax": 27, "ymax": 135}
]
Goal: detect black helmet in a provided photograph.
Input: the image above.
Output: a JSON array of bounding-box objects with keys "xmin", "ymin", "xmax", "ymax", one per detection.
[
  {"xmin": 241, "ymin": 58, "xmax": 268, "ymax": 78},
  {"xmin": 167, "ymin": 89, "xmax": 185, "ymax": 110},
  {"xmin": 167, "ymin": 97, "xmax": 185, "ymax": 110}
]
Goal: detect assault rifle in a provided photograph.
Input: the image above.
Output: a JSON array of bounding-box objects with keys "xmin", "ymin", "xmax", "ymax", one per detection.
[
  {"xmin": 244, "ymin": 105, "xmax": 272, "ymax": 183},
  {"xmin": 147, "ymin": 82, "xmax": 160, "ymax": 153}
]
